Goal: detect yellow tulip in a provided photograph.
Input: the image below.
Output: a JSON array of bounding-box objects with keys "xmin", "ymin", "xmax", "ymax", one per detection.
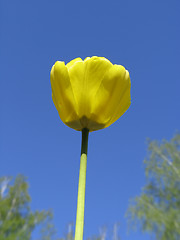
[
  {"xmin": 50, "ymin": 56, "xmax": 131, "ymax": 240},
  {"xmin": 50, "ymin": 56, "xmax": 131, "ymax": 131}
]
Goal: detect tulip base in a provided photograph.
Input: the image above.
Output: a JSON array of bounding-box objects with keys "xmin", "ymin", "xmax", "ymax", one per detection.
[{"xmin": 75, "ymin": 128, "xmax": 89, "ymax": 240}]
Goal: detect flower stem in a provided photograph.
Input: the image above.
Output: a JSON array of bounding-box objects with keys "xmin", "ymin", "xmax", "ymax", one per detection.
[{"xmin": 75, "ymin": 128, "xmax": 89, "ymax": 240}]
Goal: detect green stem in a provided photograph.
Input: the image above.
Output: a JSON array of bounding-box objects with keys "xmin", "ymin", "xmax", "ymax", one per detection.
[{"xmin": 75, "ymin": 128, "xmax": 89, "ymax": 240}]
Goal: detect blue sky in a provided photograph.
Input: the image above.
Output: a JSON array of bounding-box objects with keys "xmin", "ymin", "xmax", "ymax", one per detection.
[{"xmin": 0, "ymin": 0, "xmax": 179, "ymax": 239}]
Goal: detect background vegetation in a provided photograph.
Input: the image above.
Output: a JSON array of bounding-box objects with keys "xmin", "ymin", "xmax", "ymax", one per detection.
[{"xmin": 1, "ymin": 134, "xmax": 180, "ymax": 239}]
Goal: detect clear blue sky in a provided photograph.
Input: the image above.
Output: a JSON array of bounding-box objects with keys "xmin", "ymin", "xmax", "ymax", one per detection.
[{"xmin": 0, "ymin": 0, "xmax": 179, "ymax": 239}]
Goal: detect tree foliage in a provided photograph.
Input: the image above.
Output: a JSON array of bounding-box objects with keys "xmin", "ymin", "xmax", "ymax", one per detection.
[
  {"xmin": 0, "ymin": 175, "xmax": 121, "ymax": 240},
  {"xmin": 0, "ymin": 175, "xmax": 58, "ymax": 240},
  {"xmin": 127, "ymin": 133, "xmax": 180, "ymax": 240}
]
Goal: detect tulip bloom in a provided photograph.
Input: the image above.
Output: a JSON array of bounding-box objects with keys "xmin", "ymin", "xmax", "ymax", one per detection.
[
  {"xmin": 50, "ymin": 56, "xmax": 131, "ymax": 132},
  {"xmin": 50, "ymin": 56, "xmax": 131, "ymax": 240}
]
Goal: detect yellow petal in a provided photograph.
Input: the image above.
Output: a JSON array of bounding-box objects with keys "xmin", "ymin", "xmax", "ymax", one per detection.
[
  {"xmin": 90, "ymin": 65, "xmax": 131, "ymax": 127},
  {"xmin": 83, "ymin": 57, "xmax": 113, "ymax": 98},
  {"xmin": 68, "ymin": 57, "xmax": 113, "ymax": 119},
  {"xmin": 106, "ymin": 70, "xmax": 131, "ymax": 127},
  {"xmin": 67, "ymin": 60, "xmax": 86, "ymax": 118},
  {"xmin": 50, "ymin": 61, "xmax": 78, "ymax": 125},
  {"xmin": 66, "ymin": 57, "xmax": 83, "ymax": 70}
]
